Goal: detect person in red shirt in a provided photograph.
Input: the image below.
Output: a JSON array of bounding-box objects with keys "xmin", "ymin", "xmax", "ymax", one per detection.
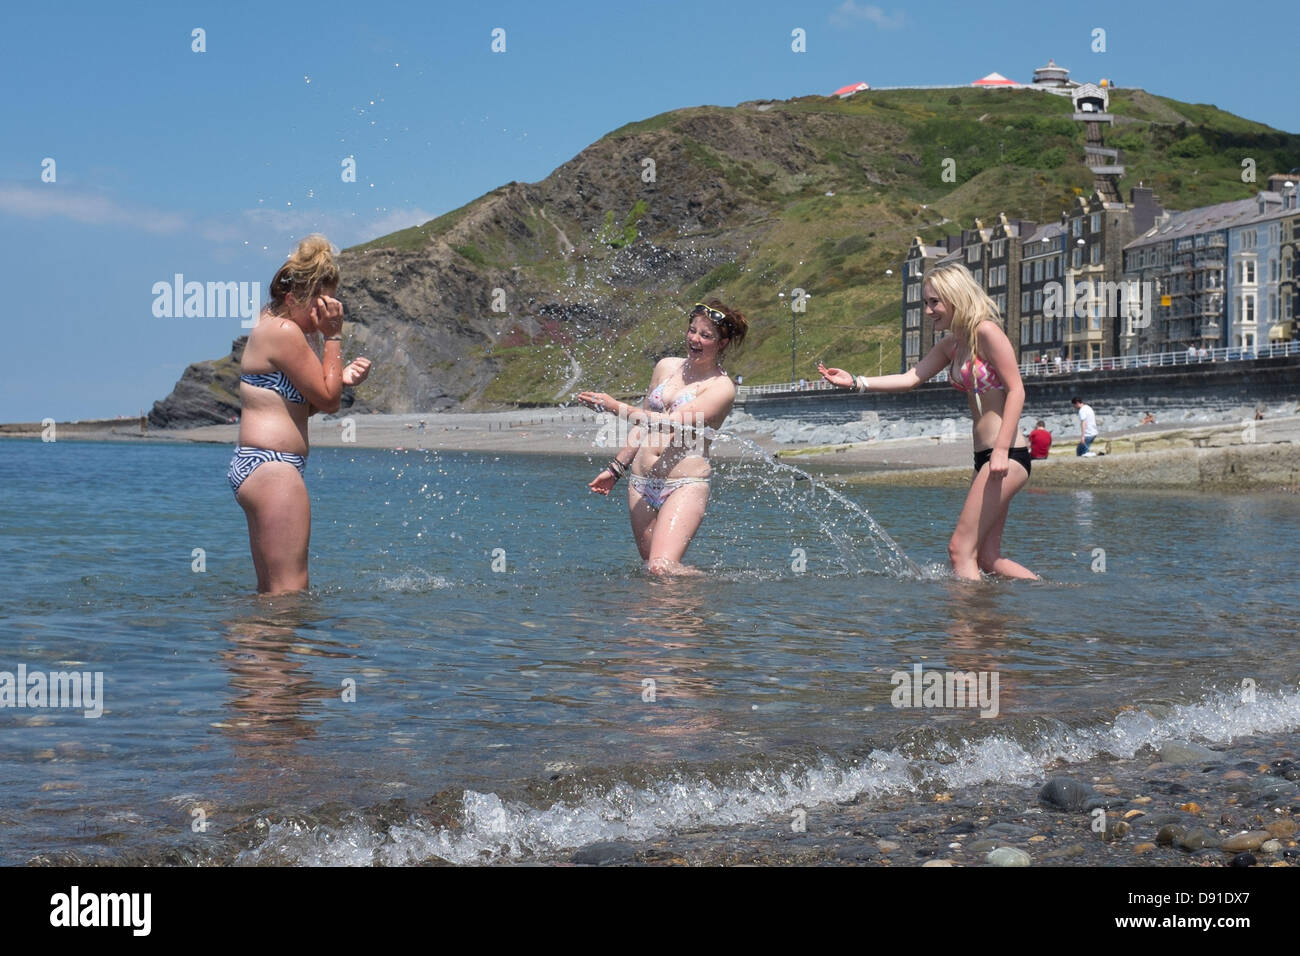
[{"xmin": 1028, "ymin": 420, "xmax": 1053, "ymax": 459}]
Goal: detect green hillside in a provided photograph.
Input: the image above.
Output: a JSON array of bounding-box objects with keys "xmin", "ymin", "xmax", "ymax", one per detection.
[{"xmin": 343, "ymin": 86, "xmax": 1299, "ymax": 405}]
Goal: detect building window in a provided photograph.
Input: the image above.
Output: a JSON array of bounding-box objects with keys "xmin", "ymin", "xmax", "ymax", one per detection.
[
  {"xmin": 1090, "ymin": 212, "xmax": 1101, "ymax": 233},
  {"xmin": 1072, "ymin": 249, "xmax": 1083, "ymax": 268},
  {"xmin": 1245, "ymin": 296, "xmax": 1255, "ymax": 323},
  {"xmin": 1022, "ymin": 291, "xmax": 1031, "ymax": 311},
  {"xmin": 1020, "ymin": 321, "xmax": 1029, "ymax": 344},
  {"xmin": 1033, "ymin": 260, "xmax": 1043, "ymax": 282},
  {"xmin": 974, "ymin": 268, "xmax": 983, "ymax": 286},
  {"xmin": 1046, "ymin": 258, "xmax": 1055, "ymax": 279},
  {"xmin": 1245, "ymin": 260, "xmax": 1256, "ymax": 283},
  {"xmin": 1022, "ymin": 262, "xmax": 1031, "ymax": 283},
  {"xmin": 1033, "ymin": 289, "xmax": 1043, "ymax": 309},
  {"xmin": 967, "ymin": 245, "xmax": 980, "ymax": 263},
  {"xmin": 1033, "ymin": 318, "xmax": 1042, "ymax": 342},
  {"xmin": 1071, "ymin": 218, "xmax": 1082, "ymax": 237},
  {"xmin": 1090, "ymin": 244, "xmax": 1102, "ymax": 265}
]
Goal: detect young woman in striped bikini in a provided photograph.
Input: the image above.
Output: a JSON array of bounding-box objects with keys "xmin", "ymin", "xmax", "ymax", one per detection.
[
  {"xmin": 819, "ymin": 263, "xmax": 1038, "ymax": 581},
  {"xmin": 230, "ymin": 235, "xmax": 371, "ymax": 593},
  {"xmin": 578, "ymin": 300, "xmax": 748, "ymax": 575}
]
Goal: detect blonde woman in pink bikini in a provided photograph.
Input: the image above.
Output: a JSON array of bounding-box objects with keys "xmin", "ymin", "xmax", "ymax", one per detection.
[
  {"xmin": 578, "ymin": 300, "xmax": 749, "ymax": 575},
  {"xmin": 819, "ymin": 263, "xmax": 1038, "ymax": 581}
]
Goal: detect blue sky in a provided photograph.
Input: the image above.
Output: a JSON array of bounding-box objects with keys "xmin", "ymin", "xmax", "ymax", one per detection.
[{"xmin": 1, "ymin": 0, "xmax": 1294, "ymax": 421}]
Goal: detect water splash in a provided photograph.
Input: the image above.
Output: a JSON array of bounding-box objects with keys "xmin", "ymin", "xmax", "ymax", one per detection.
[{"xmin": 703, "ymin": 427, "xmax": 923, "ymax": 578}]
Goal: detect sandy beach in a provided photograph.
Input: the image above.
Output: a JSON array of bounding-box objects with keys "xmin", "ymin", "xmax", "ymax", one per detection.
[
  {"xmin": 6, "ymin": 406, "xmax": 1299, "ymax": 491},
  {"xmin": 20, "ymin": 407, "xmax": 1289, "ymax": 492}
]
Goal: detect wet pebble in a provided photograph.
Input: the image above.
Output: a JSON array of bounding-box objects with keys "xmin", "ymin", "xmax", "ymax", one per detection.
[
  {"xmin": 1039, "ymin": 777, "xmax": 1098, "ymax": 812},
  {"xmin": 1260, "ymin": 839, "xmax": 1282, "ymax": 854},
  {"xmin": 571, "ymin": 841, "xmax": 639, "ymax": 866},
  {"xmin": 1175, "ymin": 827, "xmax": 1221, "ymax": 851},
  {"xmin": 985, "ymin": 822, "xmax": 1035, "ymax": 839},
  {"xmin": 1220, "ymin": 831, "xmax": 1269, "ymax": 852},
  {"xmin": 922, "ymin": 859, "xmax": 955, "ymax": 867},
  {"xmin": 1228, "ymin": 852, "xmax": 1256, "ymax": 867},
  {"xmin": 1104, "ymin": 821, "xmax": 1131, "ymax": 842},
  {"xmin": 986, "ymin": 847, "xmax": 1031, "ymax": 867},
  {"xmin": 1156, "ymin": 824, "xmax": 1185, "ymax": 846}
]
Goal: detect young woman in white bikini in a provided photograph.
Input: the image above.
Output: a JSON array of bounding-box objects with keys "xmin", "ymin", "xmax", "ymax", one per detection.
[{"xmin": 578, "ymin": 300, "xmax": 749, "ymax": 575}]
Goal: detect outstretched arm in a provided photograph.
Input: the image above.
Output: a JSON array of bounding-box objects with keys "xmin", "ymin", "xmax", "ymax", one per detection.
[{"xmin": 818, "ymin": 337, "xmax": 953, "ymax": 393}]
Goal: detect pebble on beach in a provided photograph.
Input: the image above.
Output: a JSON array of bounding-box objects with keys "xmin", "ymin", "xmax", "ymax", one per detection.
[{"xmin": 986, "ymin": 847, "xmax": 1031, "ymax": 867}]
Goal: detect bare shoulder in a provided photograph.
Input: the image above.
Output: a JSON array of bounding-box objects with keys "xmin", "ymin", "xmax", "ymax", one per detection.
[
  {"xmin": 977, "ymin": 319, "xmax": 1012, "ymax": 350},
  {"xmin": 649, "ymin": 356, "xmax": 678, "ymax": 381}
]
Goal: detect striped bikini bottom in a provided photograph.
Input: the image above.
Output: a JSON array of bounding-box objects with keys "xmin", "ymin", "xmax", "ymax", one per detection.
[
  {"xmin": 628, "ymin": 473, "xmax": 709, "ymax": 510},
  {"xmin": 228, "ymin": 445, "xmax": 307, "ymax": 497}
]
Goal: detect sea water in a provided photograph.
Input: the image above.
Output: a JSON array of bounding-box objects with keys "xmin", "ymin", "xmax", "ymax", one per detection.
[{"xmin": 1, "ymin": 439, "xmax": 1298, "ymax": 864}]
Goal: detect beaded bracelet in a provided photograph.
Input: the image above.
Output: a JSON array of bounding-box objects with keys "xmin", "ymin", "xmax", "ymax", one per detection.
[{"xmin": 855, "ymin": 375, "xmax": 869, "ymax": 393}]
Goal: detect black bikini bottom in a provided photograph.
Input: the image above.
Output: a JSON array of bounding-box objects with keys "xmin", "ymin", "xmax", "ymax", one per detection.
[{"xmin": 973, "ymin": 446, "xmax": 1032, "ymax": 478}]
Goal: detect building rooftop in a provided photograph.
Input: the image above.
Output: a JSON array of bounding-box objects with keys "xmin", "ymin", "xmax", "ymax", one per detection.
[
  {"xmin": 1022, "ymin": 222, "xmax": 1064, "ymax": 248},
  {"xmin": 1125, "ymin": 196, "xmax": 1262, "ymax": 249}
]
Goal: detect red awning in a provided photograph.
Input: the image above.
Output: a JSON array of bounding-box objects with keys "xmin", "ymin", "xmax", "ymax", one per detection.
[{"xmin": 832, "ymin": 82, "xmax": 870, "ymax": 97}]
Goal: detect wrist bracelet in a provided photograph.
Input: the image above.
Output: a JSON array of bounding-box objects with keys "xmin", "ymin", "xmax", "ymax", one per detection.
[
  {"xmin": 325, "ymin": 335, "xmax": 343, "ymax": 342},
  {"xmin": 855, "ymin": 375, "xmax": 869, "ymax": 393}
]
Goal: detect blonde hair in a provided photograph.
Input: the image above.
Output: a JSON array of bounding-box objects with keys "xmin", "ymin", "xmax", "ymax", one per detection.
[
  {"xmin": 268, "ymin": 234, "xmax": 339, "ymax": 314},
  {"xmin": 922, "ymin": 262, "xmax": 1002, "ymax": 363}
]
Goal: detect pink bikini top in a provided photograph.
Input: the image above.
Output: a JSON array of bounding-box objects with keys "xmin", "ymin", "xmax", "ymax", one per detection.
[{"xmin": 950, "ymin": 352, "xmax": 1006, "ymax": 395}]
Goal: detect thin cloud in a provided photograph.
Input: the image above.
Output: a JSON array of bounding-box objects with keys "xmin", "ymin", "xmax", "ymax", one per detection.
[
  {"xmin": 0, "ymin": 184, "xmax": 187, "ymax": 234},
  {"xmin": 0, "ymin": 183, "xmax": 436, "ymax": 251},
  {"xmin": 830, "ymin": 2, "xmax": 905, "ymax": 29}
]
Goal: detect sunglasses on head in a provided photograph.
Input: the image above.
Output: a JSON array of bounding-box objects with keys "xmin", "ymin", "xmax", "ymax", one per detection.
[{"xmin": 691, "ymin": 303, "xmax": 726, "ymax": 323}]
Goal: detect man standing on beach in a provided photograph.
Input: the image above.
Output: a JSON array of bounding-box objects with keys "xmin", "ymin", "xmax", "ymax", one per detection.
[{"xmin": 1072, "ymin": 397, "xmax": 1099, "ymax": 456}]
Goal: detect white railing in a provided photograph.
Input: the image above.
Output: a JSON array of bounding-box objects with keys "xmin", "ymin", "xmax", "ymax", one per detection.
[
  {"xmin": 1016, "ymin": 340, "xmax": 1300, "ymax": 378},
  {"xmin": 735, "ymin": 340, "xmax": 1300, "ymax": 398}
]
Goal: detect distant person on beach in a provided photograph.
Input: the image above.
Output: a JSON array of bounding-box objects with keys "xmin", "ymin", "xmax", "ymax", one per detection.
[
  {"xmin": 229, "ymin": 235, "xmax": 372, "ymax": 593},
  {"xmin": 577, "ymin": 300, "xmax": 747, "ymax": 575},
  {"xmin": 1053, "ymin": 354, "xmax": 1062, "ymax": 374},
  {"xmin": 1073, "ymin": 396, "xmax": 1099, "ymax": 456},
  {"xmin": 1186, "ymin": 344, "xmax": 1197, "ymax": 364},
  {"xmin": 1028, "ymin": 420, "xmax": 1052, "ymax": 459},
  {"xmin": 1140, "ymin": 412, "xmax": 1156, "ymax": 426},
  {"xmin": 818, "ymin": 262, "xmax": 1038, "ymax": 581}
]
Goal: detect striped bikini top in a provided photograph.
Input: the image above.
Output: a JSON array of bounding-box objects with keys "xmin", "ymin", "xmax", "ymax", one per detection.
[
  {"xmin": 949, "ymin": 352, "xmax": 1005, "ymax": 395},
  {"xmin": 241, "ymin": 369, "xmax": 305, "ymax": 404}
]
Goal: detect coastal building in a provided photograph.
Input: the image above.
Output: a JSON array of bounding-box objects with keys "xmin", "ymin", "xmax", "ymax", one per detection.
[
  {"xmin": 901, "ymin": 235, "xmax": 961, "ymax": 370},
  {"xmin": 987, "ymin": 213, "xmax": 1035, "ymax": 351},
  {"xmin": 1226, "ymin": 185, "xmax": 1295, "ymax": 351},
  {"xmin": 1031, "ymin": 58, "xmax": 1072, "ymax": 90},
  {"xmin": 1271, "ymin": 175, "xmax": 1299, "ymax": 344},
  {"xmin": 1061, "ymin": 186, "xmax": 1162, "ymax": 363},
  {"xmin": 1017, "ymin": 222, "xmax": 1066, "ymax": 363},
  {"xmin": 1122, "ymin": 196, "xmax": 1263, "ymax": 354}
]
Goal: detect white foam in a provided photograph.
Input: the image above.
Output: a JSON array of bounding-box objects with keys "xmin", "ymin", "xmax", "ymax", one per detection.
[
  {"xmin": 372, "ymin": 570, "xmax": 455, "ymax": 592},
  {"xmin": 238, "ymin": 685, "xmax": 1300, "ymax": 865}
]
